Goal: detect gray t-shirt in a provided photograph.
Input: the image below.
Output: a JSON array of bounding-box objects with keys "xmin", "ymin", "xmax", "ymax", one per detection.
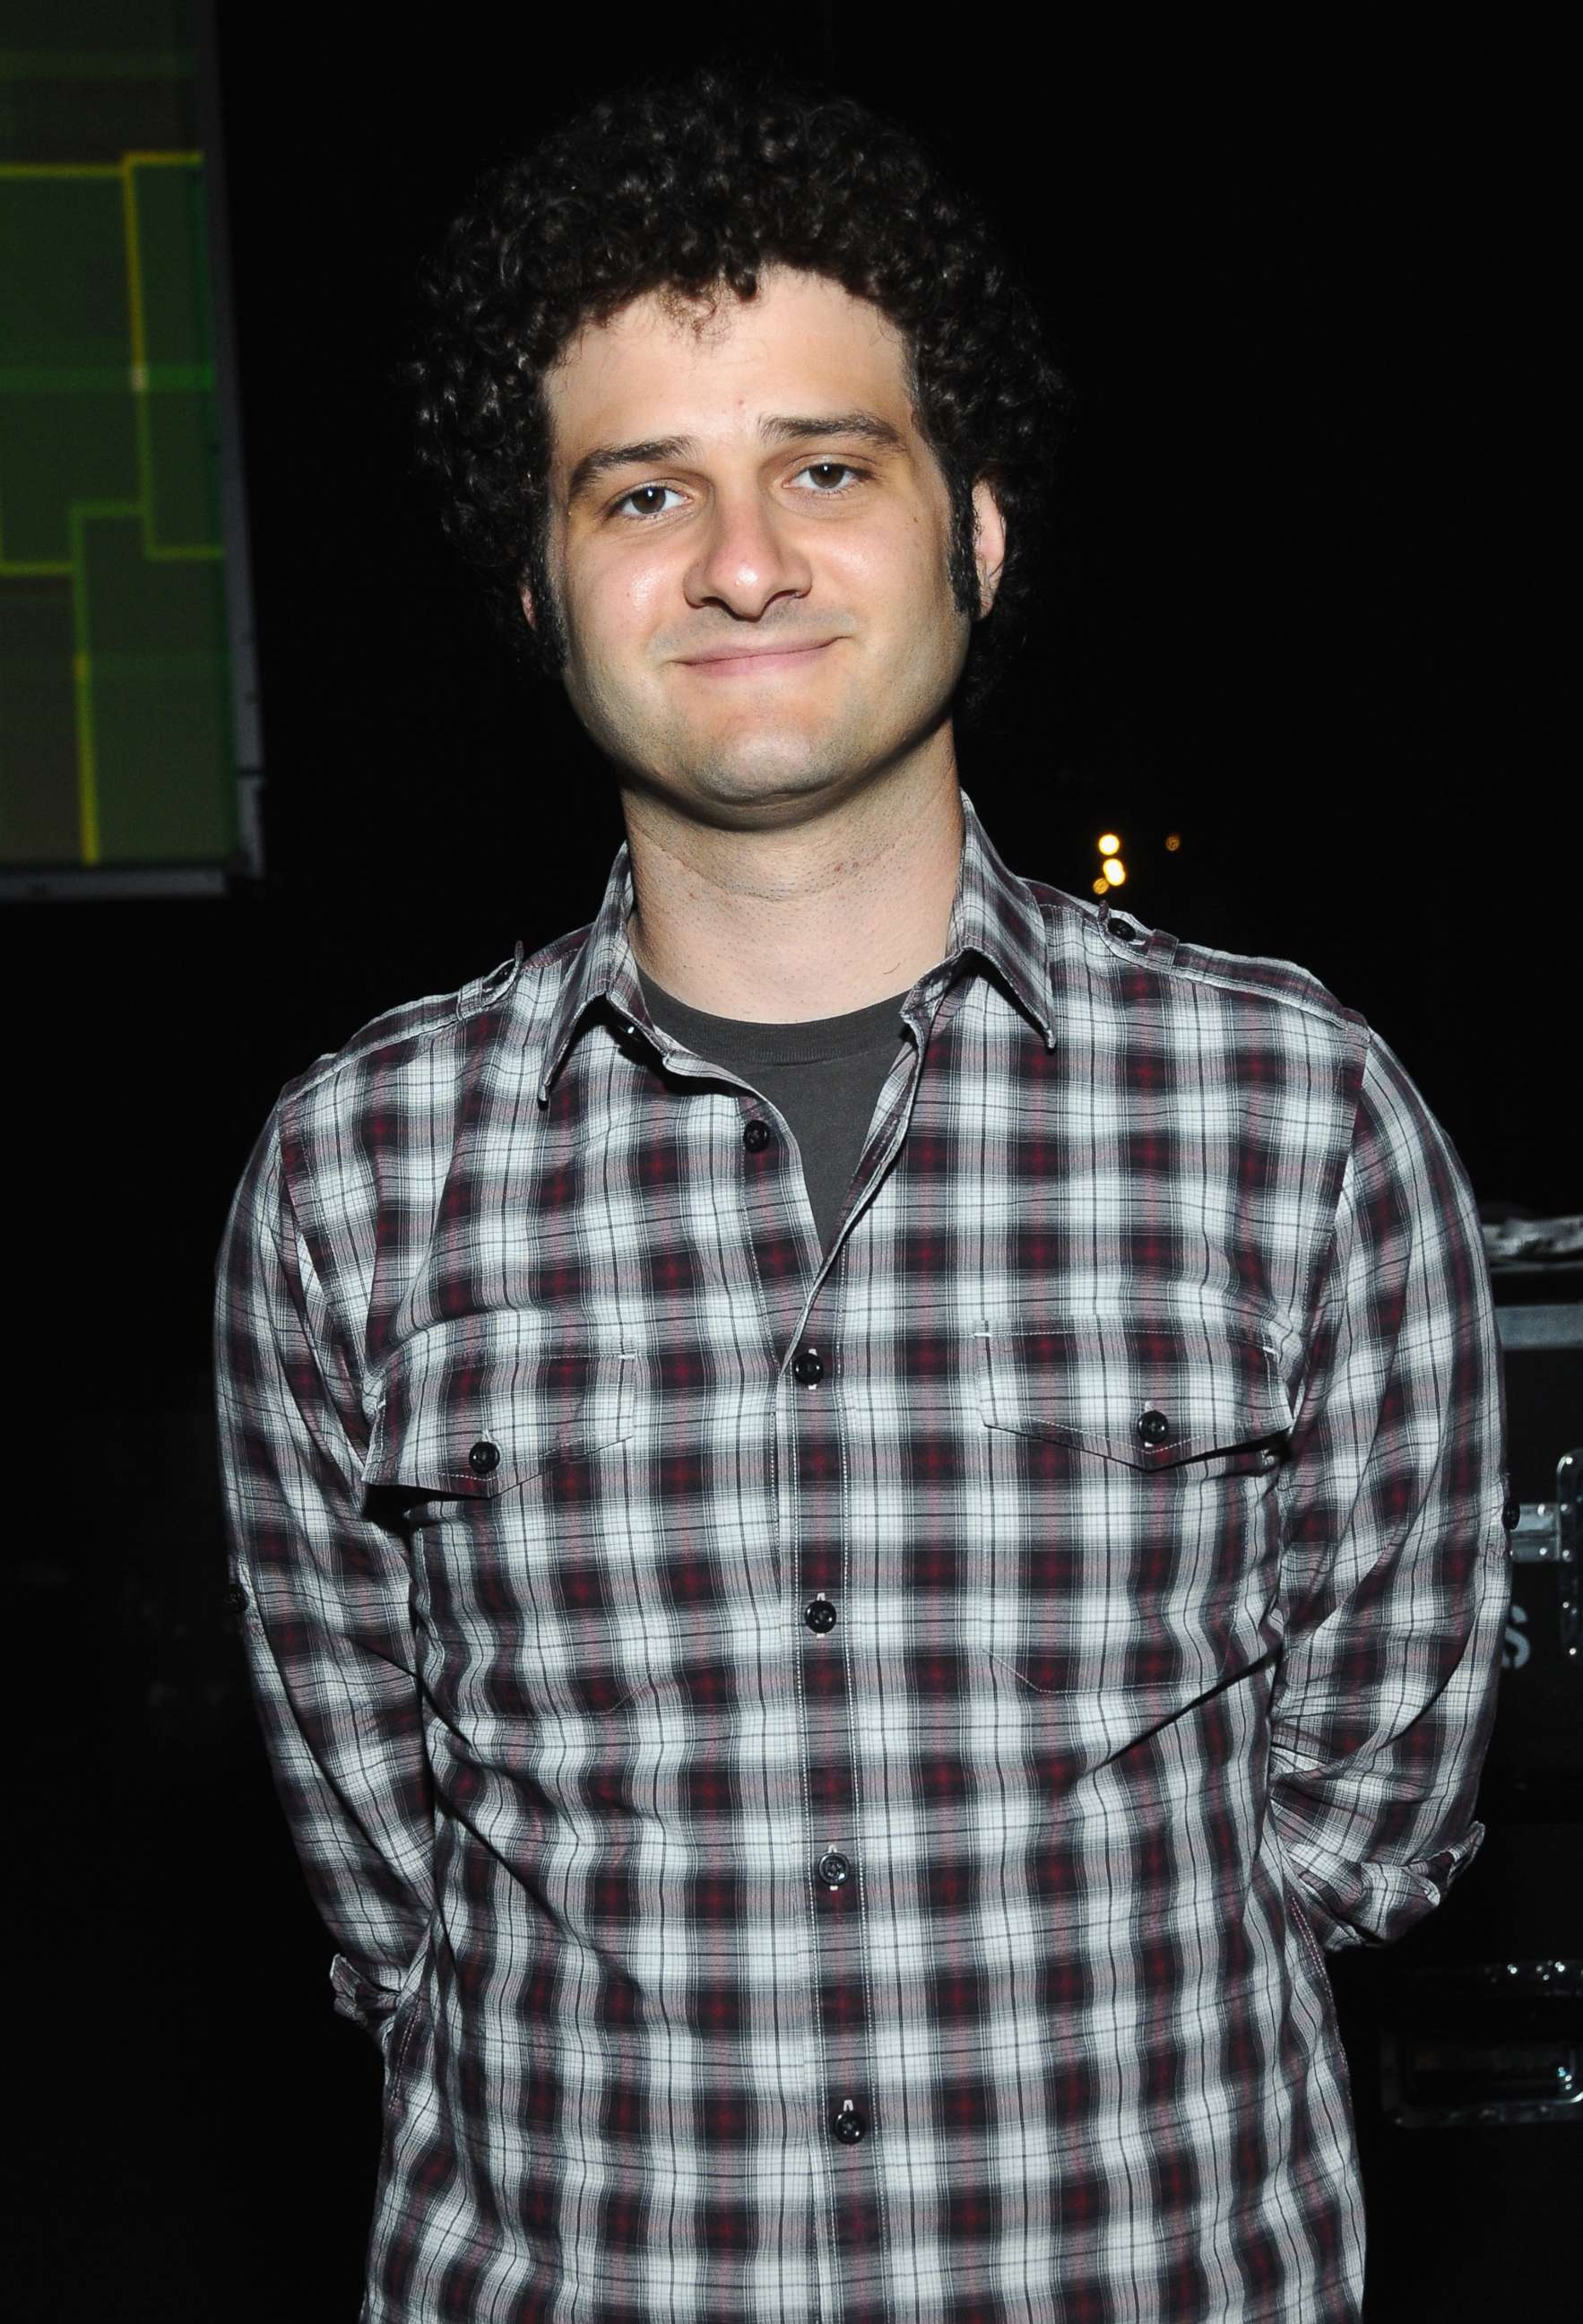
[{"xmin": 635, "ymin": 967, "xmax": 913, "ymax": 1257}]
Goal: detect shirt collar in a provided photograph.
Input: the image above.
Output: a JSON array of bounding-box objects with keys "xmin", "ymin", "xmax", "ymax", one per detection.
[{"xmin": 535, "ymin": 785, "xmax": 1056, "ymax": 1106}]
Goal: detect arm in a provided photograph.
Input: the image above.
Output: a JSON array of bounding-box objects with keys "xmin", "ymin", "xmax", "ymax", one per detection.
[
  {"xmin": 214, "ymin": 1110, "xmax": 434, "ymax": 2032},
  {"xmin": 1269, "ymin": 1027, "xmax": 1511, "ymax": 1951}
]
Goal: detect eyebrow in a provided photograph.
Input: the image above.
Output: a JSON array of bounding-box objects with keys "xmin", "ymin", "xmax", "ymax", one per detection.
[{"xmin": 565, "ymin": 409, "xmax": 906, "ymax": 507}]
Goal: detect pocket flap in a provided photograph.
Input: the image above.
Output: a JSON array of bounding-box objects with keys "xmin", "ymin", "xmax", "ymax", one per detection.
[
  {"xmin": 979, "ymin": 1307, "xmax": 1293, "ymax": 1471},
  {"xmin": 363, "ymin": 1325, "xmax": 636, "ymax": 1498}
]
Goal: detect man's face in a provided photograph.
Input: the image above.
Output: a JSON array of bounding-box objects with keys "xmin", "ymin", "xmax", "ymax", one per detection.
[{"xmin": 529, "ymin": 265, "xmax": 1004, "ymax": 828}]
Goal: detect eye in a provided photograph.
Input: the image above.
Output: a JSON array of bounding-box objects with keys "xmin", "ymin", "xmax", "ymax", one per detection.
[
  {"xmin": 611, "ymin": 483, "xmax": 685, "ymax": 520},
  {"xmin": 794, "ymin": 462, "xmax": 867, "ymax": 492}
]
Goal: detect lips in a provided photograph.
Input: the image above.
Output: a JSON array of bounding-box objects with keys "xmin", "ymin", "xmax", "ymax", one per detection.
[{"xmin": 679, "ymin": 641, "xmax": 835, "ymax": 674}]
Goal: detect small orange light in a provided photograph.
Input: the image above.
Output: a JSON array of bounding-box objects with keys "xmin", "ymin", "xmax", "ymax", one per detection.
[
  {"xmin": 1165, "ymin": 833, "xmax": 1181, "ymax": 853},
  {"xmin": 1097, "ymin": 833, "xmax": 1120, "ymax": 856},
  {"xmin": 1092, "ymin": 877, "xmax": 1110, "ymax": 896},
  {"xmin": 1103, "ymin": 859, "xmax": 1126, "ymax": 887}
]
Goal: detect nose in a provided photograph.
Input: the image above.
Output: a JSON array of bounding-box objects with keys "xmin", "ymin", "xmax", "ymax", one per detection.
[{"xmin": 683, "ymin": 484, "xmax": 813, "ymax": 621}]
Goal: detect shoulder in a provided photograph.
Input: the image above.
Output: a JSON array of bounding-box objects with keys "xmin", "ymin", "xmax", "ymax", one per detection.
[
  {"xmin": 271, "ymin": 924, "xmax": 588, "ymax": 1132},
  {"xmin": 1030, "ymin": 877, "xmax": 1369, "ymax": 1046},
  {"xmin": 226, "ymin": 924, "xmax": 593, "ymax": 1267},
  {"xmin": 1025, "ymin": 882, "xmax": 1467, "ymax": 1192}
]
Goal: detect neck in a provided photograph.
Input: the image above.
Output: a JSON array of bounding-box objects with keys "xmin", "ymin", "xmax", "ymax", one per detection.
[{"xmin": 620, "ymin": 758, "xmax": 965, "ymax": 1023}]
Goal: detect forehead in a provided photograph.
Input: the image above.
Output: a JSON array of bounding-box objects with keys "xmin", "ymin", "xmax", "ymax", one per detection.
[{"xmin": 543, "ymin": 266, "xmax": 917, "ymax": 464}]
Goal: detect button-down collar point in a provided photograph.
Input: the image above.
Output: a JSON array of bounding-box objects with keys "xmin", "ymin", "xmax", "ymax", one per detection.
[{"xmin": 457, "ymin": 941, "xmax": 526, "ymax": 1020}]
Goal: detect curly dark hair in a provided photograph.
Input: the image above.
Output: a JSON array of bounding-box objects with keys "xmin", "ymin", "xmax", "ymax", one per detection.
[{"xmin": 406, "ymin": 61, "xmax": 1068, "ymax": 724}]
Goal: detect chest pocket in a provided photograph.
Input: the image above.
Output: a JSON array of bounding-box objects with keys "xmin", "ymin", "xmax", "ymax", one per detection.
[
  {"xmin": 973, "ymin": 1307, "xmax": 1294, "ymax": 1701},
  {"xmin": 363, "ymin": 1323, "xmax": 645, "ymax": 1719}
]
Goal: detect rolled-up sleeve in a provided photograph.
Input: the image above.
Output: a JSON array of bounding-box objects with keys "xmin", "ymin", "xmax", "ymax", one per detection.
[
  {"xmin": 214, "ymin": 1108, "xmax": 434, "ymax": 2032},
  {"xmin": 1269, "ymin": 1026, "xmax": 1511, "ymax": 1951}
]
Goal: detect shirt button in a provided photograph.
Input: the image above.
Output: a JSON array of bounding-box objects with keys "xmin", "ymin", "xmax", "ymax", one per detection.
[
  {"xmin": 468, "ymin": 1439, "xmax": 501, "ymax": 1476},
  {"xmin": 743, "ymin": 1119, "xmax": 773, "ymax": 1152},
  {"xmin": 804, "ymin": 1596, "xmax": 837, "ymax": 1634},
  {"xmin": 226, "ymin": 1581, "xmax": 249, "ymax": 1617},
  {"xmin": 818, "ymin": 1850, "xmax": 852, "ymax": 1888},
  {"xmin": 792, "ymin": 1347, "xmax": 824, "ymax": 1385},
  {"xmin": 832, "ymin": 2098, "xmax": 867, "ymax": 2144},
  {"xmin": 1501, "ymin": 1499, "xmax": 1522, "ymax": 1531},
  {"xmin": 1137, "ymin": 1408, "xmax": 1172, "ymax": 1449}
]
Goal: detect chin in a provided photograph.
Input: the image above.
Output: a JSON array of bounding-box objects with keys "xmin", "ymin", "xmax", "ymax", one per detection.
[{"xmin": 682, "ymin": 733, "xmax": 866, "ymax": 805}]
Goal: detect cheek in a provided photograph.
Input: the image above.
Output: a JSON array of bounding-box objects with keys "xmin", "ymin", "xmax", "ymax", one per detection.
[
  {"xmin": 567, "ymin": 554, "xmax": 668, "ymax": 663},
  {"xmin": 835, "ymin": 507, "xmax": 952, "ymax": 607},
  {"xmin": 620, "ymin": 559, "xmax": 676, "ymax": 623}
]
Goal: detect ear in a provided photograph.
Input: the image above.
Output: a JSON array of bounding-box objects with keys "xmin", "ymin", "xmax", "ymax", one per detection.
[
  {"xmin": 520, "ymin": 582, "xmax": 537, "ymax": 632},
  {"xmin": 971, "ymin": 479, "xmax": 1007, "ymax": 618}
]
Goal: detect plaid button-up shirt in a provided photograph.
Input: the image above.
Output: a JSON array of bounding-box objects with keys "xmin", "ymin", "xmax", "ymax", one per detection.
[{"xmin": 214, "ymin": 789, "xmax": 1510, "ymax": 2324}]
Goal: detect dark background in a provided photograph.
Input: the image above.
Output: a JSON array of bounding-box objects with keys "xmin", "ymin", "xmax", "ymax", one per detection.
[{"xmin": 11, "ymin": 13, "xmax": 1574, "ymax": 2320}]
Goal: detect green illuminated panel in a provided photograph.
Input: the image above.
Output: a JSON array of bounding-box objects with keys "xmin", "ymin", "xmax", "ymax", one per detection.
[
  {"xmin": 0, "ymin": 581, "xmax": 77, "ymax": 859},
  {"xmin": 0, "ymin": 4, "xmax": 240, "ymax": 877},
  {"xmin": 81, "ymin": 508, "xmax": 233, "ymax": 859},
  {"xmin": 0, "ymin": 176, "xmax": 138, "ymax": 563}
]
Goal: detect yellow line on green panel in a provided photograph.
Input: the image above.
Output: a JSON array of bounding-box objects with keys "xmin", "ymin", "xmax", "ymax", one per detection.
[
  {"xmin": 121, "ymin": 159, "xmax": 155, "ymax": 554},
  {"xmin": 67, "ymin": 500, "xmax": 141, "ymax": 865},
  {"xmin": 121, "ymin": 164, "xmax": 149, "ymax": 373},
  {"xmin": 72, "ymin": 650, "xmax": 98, "ymax": 863},
  {"xmin": 0, "ymin": 153, "xmax": 197, "ymax": 178},
  {"xmin": 0, "ymin": 522, "xmax": 71, "ymax": 575},
  {"xmin": 0, "ymin": 162, "xmax": 121, "ymax": 178}
]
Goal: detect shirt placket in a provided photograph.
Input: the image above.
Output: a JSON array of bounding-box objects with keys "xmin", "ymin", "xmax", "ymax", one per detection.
[
  {"xmin": 683, "ymin": 976, "xmax": 957, "ymax": 2320},
  {"xmin": 609, "ymin": 963, "xmax": 965, "ymax": 2320}
]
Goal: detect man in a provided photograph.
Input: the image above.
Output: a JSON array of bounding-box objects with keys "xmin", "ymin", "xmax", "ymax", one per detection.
[{"xmin": 215, "ymin": 63, "xmax": 1512, "ymax": 2324}]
